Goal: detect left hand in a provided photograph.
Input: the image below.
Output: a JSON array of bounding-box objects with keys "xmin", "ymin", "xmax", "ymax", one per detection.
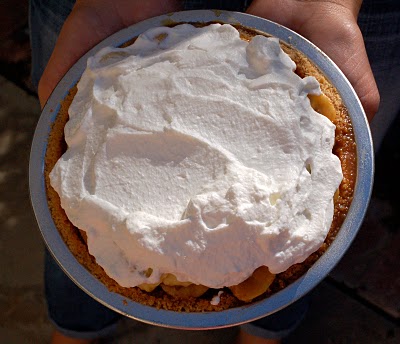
[{"xmin": 38, "ymin": 0, "xmax": 182, "ymax": 108}]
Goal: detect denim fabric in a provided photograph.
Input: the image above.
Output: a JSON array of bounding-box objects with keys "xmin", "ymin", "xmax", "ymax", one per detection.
[
  {"xmin": 30, "ymin": 0, "xmax": 400, "ymax": 339},
  {"xmin": 359, "ymin": 0, "xmax": 400, "ymax": 152},
  {"xmin": 29, "ymin": 0, "xmax": 75, "ymax": 89},
  {"xmin": 240, "ymin": 294, "xmax": 311, "ymax": 339},
  {"xmin": 44, "ymin": 249, "xmax": 121, "ymax": 339}
]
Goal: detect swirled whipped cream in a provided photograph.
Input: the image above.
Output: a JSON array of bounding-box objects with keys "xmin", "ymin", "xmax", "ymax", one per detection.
[{"xmin": 50, "ymin": 23, "xmax": 342, "ymax": 288}]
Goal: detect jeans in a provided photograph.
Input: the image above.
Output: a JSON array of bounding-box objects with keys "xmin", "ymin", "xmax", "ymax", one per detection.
[
  {"xmin": 30, "ymin": 0, "xmax": 400, "ymax": 339},
  {"xmin": 358, "ymin": 0, "xmax": 400, "ymax": 152}
]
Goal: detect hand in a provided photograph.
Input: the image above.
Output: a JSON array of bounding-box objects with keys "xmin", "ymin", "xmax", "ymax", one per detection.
[
  {"xmin": 247, "ymin": 0, "xmax": 380, "ymax": 121},
  {"xmin": 38, "ymin": 0, "xmax": 181, "ymax": 108}
]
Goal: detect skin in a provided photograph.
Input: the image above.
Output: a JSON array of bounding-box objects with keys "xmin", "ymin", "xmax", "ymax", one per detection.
[
  {"xmin": 38, "ymin": 0, "xmax": 182, "ymax": 108},
  {"xmin": 237, "ymin": 330, "xmax": 281, "ymax": 344},
  {"xmin": 246, "ymin": 0, "xmax": 379, "ymax": 120},
  {"xmin": 42, "ymin": 1, "xmax": 379, "ymax": 343},
  {"xmin": 50, "ymin": 331, "xmax": 98, "ymax": 344}
]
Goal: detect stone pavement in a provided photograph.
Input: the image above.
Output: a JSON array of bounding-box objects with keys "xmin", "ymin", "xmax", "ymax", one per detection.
[{"xmin": 0, "ymin": 10, "xmax": 399, "ymax": 344}]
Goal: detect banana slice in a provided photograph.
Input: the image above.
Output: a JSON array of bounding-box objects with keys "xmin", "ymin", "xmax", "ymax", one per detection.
[
  {"xmin": 138, "ymin": 273, "xmax": 206, "ymax": 295},
  {"xmin": 161, "ymin": 273, "xmax": 193, "ymax": 287},
  {"xmin": 161, "ymin": 283, "xmax": 209, "ymax": 298},
  {"xmin": 308, "ymin": 93, "xmax": 336, "ymax": 122},
  {"xmin": 138, "ymin": 282, "xmax": 160, "ymax": 292},
  {"xmin": 229, "ymin": 266, "xmax": 275, "ymax": 302}
]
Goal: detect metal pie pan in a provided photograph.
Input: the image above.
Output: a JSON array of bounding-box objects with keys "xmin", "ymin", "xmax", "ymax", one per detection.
[{"xmin": 29, "ymin": 10, "xmax": 374, "ymax": 329}]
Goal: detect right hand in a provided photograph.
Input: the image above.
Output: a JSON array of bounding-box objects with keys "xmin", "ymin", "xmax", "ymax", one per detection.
[{"xmin": 247, "ymin": 0, "xmax": 380, "ymax": 121}]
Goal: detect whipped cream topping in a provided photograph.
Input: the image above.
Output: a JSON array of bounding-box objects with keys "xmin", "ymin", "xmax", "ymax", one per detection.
[
  {"xmin": 211, "ymin": 291, "xmax": 224, "ymax": 306},
  {"xmin": 50, "ymin": 24, "xmax": 343, "ymax": 288}
]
